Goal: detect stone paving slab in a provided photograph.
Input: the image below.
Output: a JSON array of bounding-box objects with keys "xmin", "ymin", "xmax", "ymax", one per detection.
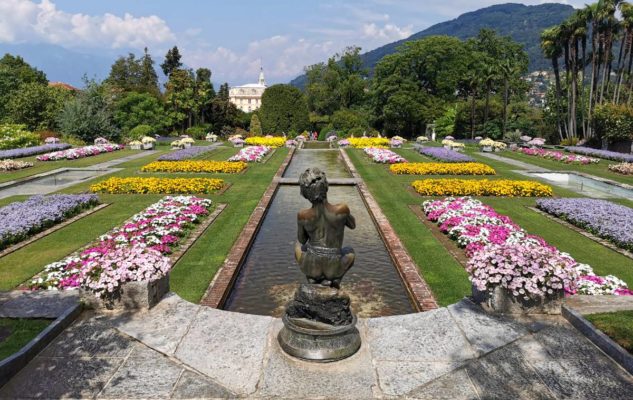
[
  {"xmin": 447, "ymin": 299, "xmax": 529, "ymax": 355},
  {"xmin": 366, "ymin": 307, "xmax": 477, "ymax": 362},
  {"xmin": 113, "ymin": 293, "xmax": 201, "ymax": 355},
  {"xmin": 0, "ymin": 290, "xmax": 79, "ymax": 318},
  {"xmin": 174, "ymin": 306, "xmax": 274, "ymax": 396},
  {"xmin": 2, "ymin": 295, "xmax": 633, "ymax": 399},
  {"xmin": 407, "ymin": 368, "xmax": 481, "ymax": 400}
]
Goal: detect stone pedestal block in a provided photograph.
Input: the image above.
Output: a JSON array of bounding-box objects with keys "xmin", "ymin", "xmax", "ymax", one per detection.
[
  {"xmin": 471, "ymin": 285, "xmax": 563, "ymax": 315},
  {"xmin": 80, "ymin": 274, "xmax": 170, "ymax": 311}
]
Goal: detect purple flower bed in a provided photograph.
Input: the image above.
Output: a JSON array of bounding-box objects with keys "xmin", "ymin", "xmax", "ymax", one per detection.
[
  {"xmin": 419, "ymin": 146, "xmax": 474, "ymax": 162},
  {"xmin": 536, "ymin": 198, "xmax": 633, "ymax": 251},
  {"xmin": 157, "ymin": 145, "xmax": 216, "ymax": 161},
  {"xmin": 566, "ymin": 146, "xmax": 633, "ymax": 163},
  {"xmin": 0, "ymin": 194, "xmax": 99, "ymax": 250},
  {"xmin": 0, "ymin": 143, "xmax": 71, "ymax": 159}
]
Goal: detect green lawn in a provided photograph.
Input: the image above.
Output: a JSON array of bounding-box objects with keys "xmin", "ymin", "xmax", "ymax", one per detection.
[
  {"xmin": 0, "ymin": 149, "xmax": 144, "ymax": 184},
  {"xmin": 0, "ymin": 145, "xmax": 288, "ymax": 303},
  {"xmin": 0, "ymin": 318, "xmax": 51, "ymax": 360},
  {"xmin": 346, "ymin": 147, "xmax": 633, "ymax": 306},
  {"xmin": 585, "ymin": 311, "xmax": 633, "ymax": 353}
]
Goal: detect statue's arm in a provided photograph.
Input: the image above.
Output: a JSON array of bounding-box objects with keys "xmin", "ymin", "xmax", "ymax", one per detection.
[
  {"xmin": 297, "ymin": 220, "xmax": 308, "ymax": 244},
  {"xmin": 346, "ymin": 213, "xmax": 356, "ymax": 229}
]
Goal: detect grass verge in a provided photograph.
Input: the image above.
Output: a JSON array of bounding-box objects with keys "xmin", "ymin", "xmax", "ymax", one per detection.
[
  {"xmin": 0, "ymin": 318, "xmax": 51, "ymax": 360},
  {"xmin": 585, "ymin": 311, "xmax": 633, "ymax": 353}
]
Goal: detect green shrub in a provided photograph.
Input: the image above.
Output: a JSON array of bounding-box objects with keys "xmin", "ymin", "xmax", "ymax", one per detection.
[
  {"xmin": 60, "ymin": 134, "xmax": 86, "ymax": 146},
  {"xmin": 560, "ymin": 137, "xmax": 579, "ymax": 146},
  {"xmin": 503, "ymin": 129, "xmax": 522, "ymax": 143},
  {"xmin": 127, "ymin": 125, "xmax": 155, "ymax": 141},
  {"xmin": 186, "ymin": 126, "xmax": 208, "ymax": 140},
  {"xmin": 592, "ymin": 103, "xmax": 633, "ymax": 142},
  {"xmin": 0, "ymin": 124, "xmax": 40, "ymax": 150},
  {"xmin": 318, "ymin": 124, "xmax": 335, "ymax": 140}
]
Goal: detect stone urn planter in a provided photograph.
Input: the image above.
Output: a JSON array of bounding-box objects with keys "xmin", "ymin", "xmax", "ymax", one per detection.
[
  {"xmin": 471, "ymin": 285, "xmax": 563, "ymax": 315},
  {"xmin": 80, "ymin": 274, "xmax": 170, "ymax": 311},
  {"xmin": 142, "ymin": 143, "xmax": 154, "ymax": 150},
  {"xmin": 481, "ymin": 146, "xmax": 493, "ymax": 152},
  {"xmin": 129, "ymin": 143, "xmax": 142, "ymax": 150},
  {"xmin": 183, "ymin": 143, "xmax": 192, "ymax": 148}
]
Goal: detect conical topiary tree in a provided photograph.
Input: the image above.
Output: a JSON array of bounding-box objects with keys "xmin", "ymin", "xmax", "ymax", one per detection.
[{"xmin": 250, "ymin": 113, "xmax": 263, "ymax": 136}]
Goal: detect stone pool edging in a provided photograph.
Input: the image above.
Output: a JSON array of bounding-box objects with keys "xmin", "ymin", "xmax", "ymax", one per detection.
[
  {"xmin": 0, "ymin": 203, "xmax": 111, "ymax": 259},
  {"xmin": 201, "ymin": 147, "xmax": 296, "ymax": 308},
  {"xmin": 528, "ymin": 206, "xmax": 633, "ymax": 260},
  {"xmin": 562, "ymin": 304, "xmax": 633, "ymax": 375},
  {"xmin": 0, "ymin": 301, "xmax": 82, "ymax": 387},
  {"xmin": 340, "ymin": 149, "xmax": 438, "ymax": 311}
]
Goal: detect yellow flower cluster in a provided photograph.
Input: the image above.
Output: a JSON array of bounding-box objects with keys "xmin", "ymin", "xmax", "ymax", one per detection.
[
  {"xmin": 390, "ymin": 162, "xmax": 496, "ymax": 175},
  {"xmin": 411, "ymin": 179, "xmax": 553, "ymax": 197},
  {"xmin": 90, "ymin": 177, "xmax": 225, "ymax": 194},
  {"xmin": 348, "ymin": 137, "xmax": 390, "ymax": 148},
  {"xmin": 141, "ymin": 160, "xmax": 247, "ymax": 173},
  {"xmin": 245, "ymin": 137, "xmax": 286, "ymax": 147}
]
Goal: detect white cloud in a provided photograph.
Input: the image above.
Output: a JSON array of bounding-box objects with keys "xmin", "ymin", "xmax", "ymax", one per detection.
[
  {"xmin": 0, "ymin": 0, "xmax": 174, "ymax": 49},
  {"xmin": 185, "ymin": 35, "xmax": 337, "ymax": 84},
  {"xmin": 362, "ymin": 22, "xmax": 412, "ymax": 41}
]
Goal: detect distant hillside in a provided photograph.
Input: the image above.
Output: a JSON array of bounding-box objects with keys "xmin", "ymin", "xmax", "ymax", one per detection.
[
  {"xmin": 290, "ymin": 3, "xmax": 574, "ymax": 88},
  {"xmin": 0, "ymin": 43, "xmax": 114, "ymax": 87}
]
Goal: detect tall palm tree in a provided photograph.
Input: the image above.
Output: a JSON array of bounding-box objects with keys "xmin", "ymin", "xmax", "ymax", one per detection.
[
  {"xmin": 498, "ymin": 59, "xmax": 514, "ymax": 135},
  {"xmin": 482, "ymin": 63, "xmax": 498, "ymax": 127},
  {"xmin": 541, "ymin": 26, "xmax": 567, "ymax": 140}
]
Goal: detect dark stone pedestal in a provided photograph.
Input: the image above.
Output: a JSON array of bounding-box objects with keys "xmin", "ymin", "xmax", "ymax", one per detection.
[{"xmin": 277, "ymin": 284, "xmax": 361, "ymax": 362}]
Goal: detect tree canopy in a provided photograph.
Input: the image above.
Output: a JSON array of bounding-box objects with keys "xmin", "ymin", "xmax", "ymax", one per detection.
[{"xmin": 260, "ymin": 84, "xmax": 309, "ymax": 134}]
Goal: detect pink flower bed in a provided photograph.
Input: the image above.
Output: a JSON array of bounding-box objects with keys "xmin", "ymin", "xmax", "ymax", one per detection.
[
  {"xmin": 364, "ymin": 147, "xmax": 407, "ymax": 164},
  {"xmin": 228, "ymin": 145, "xmax": 270, "ymax": 162},
  {"xmin": 515, "ymin": 147, "xmax": 599, "ymax": 164},
  {"xmin": 36, "ymin": 144, "xmax": 124, "ymax": 161},
  {"xmin": 31, "ymin": 196, "xmax": 212, "ymax": 297},
  {"xmin": 423, "ymin": 197, "xmax": 632, "ymax": 298}
]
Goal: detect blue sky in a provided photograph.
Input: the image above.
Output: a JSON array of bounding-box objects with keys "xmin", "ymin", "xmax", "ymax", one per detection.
[{"xmin": 0, "ymin": 0, "xmax": 585, "ymax": 85}]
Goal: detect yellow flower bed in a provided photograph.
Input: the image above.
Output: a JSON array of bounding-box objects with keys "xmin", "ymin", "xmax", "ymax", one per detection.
[
  {"xmin": 390, "ymin": 162, "xmax": 496, "ymax": 175},
  {"xmin": 141, "ymin": 160, "xmax": 247, "ymax": 173},
  {"xmin": 90, "ymin": 177, "xmax": 225, "ymax": 194},
  {"xmin": 348, "ymin": 137, "xmax": 390, "ymax": 148},
  {"xmin": 245, "ymin": 137, "xmax": 286, "ymax": 147},
  {"xmin": 411, "ymin": 179, "xmax": 552, "ymax": 197}
]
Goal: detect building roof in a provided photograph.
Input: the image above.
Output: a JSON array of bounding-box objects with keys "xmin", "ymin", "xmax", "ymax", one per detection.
[{"xmin": 235, "ymin": 83, "xmax": 266, "ymax": 88}]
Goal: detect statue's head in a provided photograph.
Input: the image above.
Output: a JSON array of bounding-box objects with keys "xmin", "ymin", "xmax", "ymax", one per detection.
[{"xmin": 299, "ymin": 168, "xmax": 328, "ymax": 203}]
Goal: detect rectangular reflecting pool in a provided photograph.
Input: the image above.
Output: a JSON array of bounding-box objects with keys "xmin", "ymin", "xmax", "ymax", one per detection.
[
  {"xmin": 528, "ymin": 172, "xmax": 633, "ymax": 199},
  {"xmin": 224, "ymin": 149, "xmax": 414, "ymax": 317}
]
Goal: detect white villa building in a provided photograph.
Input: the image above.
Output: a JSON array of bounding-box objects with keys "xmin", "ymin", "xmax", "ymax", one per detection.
[{"xmin": 229, "ymin": 68, "xmax": 267, "ymax": 112}]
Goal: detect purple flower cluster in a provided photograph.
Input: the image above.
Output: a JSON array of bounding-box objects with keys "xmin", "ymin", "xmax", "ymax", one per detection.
[
  {"xmin": 536, "ymin": 198, "xmax": 633, "ymax": 251},
  {"xmin": 158, "ymin": 145, "xmax": 216, "ymax": 161},
  {"xmin": 0, "ymin": 143, "xmax": 71, "ymax": 159},
  {"xmin": 419, "ymin": 146, "xmax": 474, "ymax": 163},
  {"xmin": 566, "ymin": 146, "xmax": 633, "ymax": 163},
  {"xmin": 0, "ymin": 194, "xmax": 99, "ymax": 250}
]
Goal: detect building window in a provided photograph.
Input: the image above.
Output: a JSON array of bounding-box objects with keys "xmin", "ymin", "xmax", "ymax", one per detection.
[
  {"xmin": 248, "ymin": 98, "xmax": 252, "ymax": 104},
  {"xmin": 248, "ymin": 106, "xmax": 252, "ymax": 112}
]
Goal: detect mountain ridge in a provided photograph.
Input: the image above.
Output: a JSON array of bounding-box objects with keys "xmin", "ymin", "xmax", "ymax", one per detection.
[{"xmin": 290, "ymin": 2, "xmax": 575, "ymax": 88}]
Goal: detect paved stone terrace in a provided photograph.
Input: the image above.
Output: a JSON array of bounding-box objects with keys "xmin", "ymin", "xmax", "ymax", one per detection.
[{"xmin": 2, "ymin": 293, "xmax": 631, "ymax": 399}]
